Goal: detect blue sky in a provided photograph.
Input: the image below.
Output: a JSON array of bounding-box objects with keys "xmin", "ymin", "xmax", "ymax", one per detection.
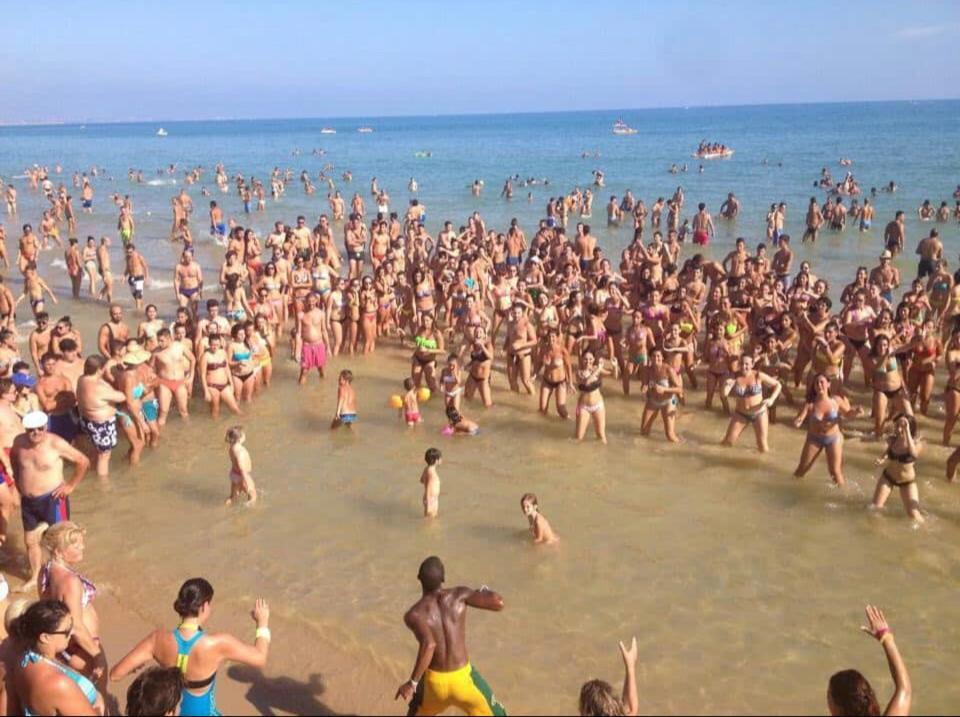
[{"xmin": 4, "ymin": 0, "xmax": 959, "ymax": 123}]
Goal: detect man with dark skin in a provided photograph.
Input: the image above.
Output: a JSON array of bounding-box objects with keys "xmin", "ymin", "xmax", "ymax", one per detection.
[{"xmin": 396, "ymin": 557, "xmax": 507, "ymax": 716}]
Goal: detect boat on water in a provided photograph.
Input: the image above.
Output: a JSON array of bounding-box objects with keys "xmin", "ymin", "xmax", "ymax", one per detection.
[
  {"xmin": 156, "ymin": 128, "xmax": 168, "ymax": 137},
  {"xmin": 692, "ymin": 149, "xmax": 734, "ymax": 160},
  {"xmin": 320, "ymin": 127, "xmax": 337, "ymax": 134},
  {"xmin": 357, "ymin": 127, "xmax": 374, "ymax": 133},
  {"xmin": 612, "ymin": 119, "xmax": 638, "ymax": 135}
]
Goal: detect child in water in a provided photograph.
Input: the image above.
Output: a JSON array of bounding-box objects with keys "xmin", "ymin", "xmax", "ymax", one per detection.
[
  {"xmin": 521, "ymin": 493, "xmax": 559, "ymax": 544},
  {"xmin": 445, "ymin": 403, "xmax": 479, "ymax": 435},
  {"xmin": 421, "ymin": 448, "xmax": 442, "ymax": 518},
  {"xmin": 225, "ymin": 425, "xmax": 257, "ymax": 505},
  {"xmin": 331, "ymin": 369, "xmax": 358, "ymax": 429},
  {"xmin": 402, "ymin": 378, "xmax": 421, "ymax": 427}
]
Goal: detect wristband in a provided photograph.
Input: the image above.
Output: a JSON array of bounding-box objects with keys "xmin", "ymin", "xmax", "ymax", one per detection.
[
  {"xmin": 874, "ymin": 627, "xmax": 889, "ymax": 640},
  {"xmin": 255, "ymin": 627, "xmax": 272, "ymax": 641},
  {"xmin": 408, "ymin": 678, "xmax": 419, "ymax": 689},
  {"xmin": 879, "ymin": 631, "xmax": 893, "ymax": 645}
]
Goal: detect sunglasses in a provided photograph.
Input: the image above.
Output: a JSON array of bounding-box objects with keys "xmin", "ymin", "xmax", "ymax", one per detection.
[{"xmin": 48, "ymin": 620, "xmax": 74, "ymax": 637}]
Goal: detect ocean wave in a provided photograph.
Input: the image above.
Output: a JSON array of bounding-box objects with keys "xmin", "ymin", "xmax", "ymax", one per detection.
[
  {"xmin": 49, "ymin": 258, "xmax": 67, "ymax": 270},
  {"xmin": 149, "ymin": 278, "xmax": 174, "ymax": 289},
  {"xmin": 146, "ymin": 178, "xmax": 179, "ymax": 186}
]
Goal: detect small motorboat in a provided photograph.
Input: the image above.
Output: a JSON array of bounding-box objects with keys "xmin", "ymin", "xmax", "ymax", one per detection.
[
  {"xmin": 693, "ymin": 148, "xmax": 734, "ymax": 160},
  {"xmin": 612, "ymin": 119, "xmax": 638, "ymax": 135},
  {"xmin": 320, "ymin": 127, "xmax": 337, "ymax": 134},
  {"xmin": 156, "ymin": 128, "xmax": 168, "ymax": 137},
  {"xmin": 357, "ymin": 127, "xmax": 374, "ymax": 133}
]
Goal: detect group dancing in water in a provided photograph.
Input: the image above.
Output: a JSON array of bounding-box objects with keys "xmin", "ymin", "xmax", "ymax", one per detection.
[{"xmin": 0, "ymin": 158, "xmax": 952, "ymax": 715}]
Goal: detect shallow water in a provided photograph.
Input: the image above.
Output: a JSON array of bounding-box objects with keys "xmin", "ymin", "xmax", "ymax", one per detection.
[{"xmin": 2, "ymin": 103, "xmax": 960, "ymax": 714}]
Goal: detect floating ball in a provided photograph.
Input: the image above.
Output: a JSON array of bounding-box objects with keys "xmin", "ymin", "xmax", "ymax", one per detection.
[
  {"xmin": 388, "ymin": 394, "xmax": 403, "ymax": 409},
  {"xmin": 417, "ymin": 387, "xmax": 432, "ymax": 402}
]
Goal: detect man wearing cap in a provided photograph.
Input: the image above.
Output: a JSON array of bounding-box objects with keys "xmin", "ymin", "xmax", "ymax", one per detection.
[
  {"xmin": 11, "ymin": 408, "xmax": 90, "ymax": 591},
  {"xmin": 870, "ymin": 251, "xmax": 901, "ymax": 305}
]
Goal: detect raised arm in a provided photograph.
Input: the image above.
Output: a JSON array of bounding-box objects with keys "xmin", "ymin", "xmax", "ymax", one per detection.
[
  {"xmin": 618, "ymin": 637, "xmax": 639, "ymax": 716},
  {"xmin": 211, "ymin": 598, "xmax": 271, "ymax": 669},
  {"xmin": 860, "ymin": 605, "xmax": 911, "ymax": 717}
]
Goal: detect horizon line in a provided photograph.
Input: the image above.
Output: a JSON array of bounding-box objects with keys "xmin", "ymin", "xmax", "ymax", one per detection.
[{"xmin": 2, "ymin": 96, "xmax": 958, "ymax": 129}]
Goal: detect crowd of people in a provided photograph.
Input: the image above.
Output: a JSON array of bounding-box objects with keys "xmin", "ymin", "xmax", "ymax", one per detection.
[{"xmin": 0, "ymin": 157, "xmax": 955, "ymax": 714}]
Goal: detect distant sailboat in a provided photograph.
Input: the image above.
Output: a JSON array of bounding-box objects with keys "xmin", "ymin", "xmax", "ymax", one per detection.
[
  {"xmin": 320, "ymin": 127, "xmax": 337, "ymax": 134},
  {"xmin": 612, "ymin": 119, "xmax": 638, "ymax": 135},
  {"xmin": 156, "ymin": 128, "xmax": 168, "ymax": 137}
]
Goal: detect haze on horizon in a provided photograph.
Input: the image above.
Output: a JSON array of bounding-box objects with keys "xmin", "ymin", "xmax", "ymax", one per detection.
[{"xmin": 4, "ymin": 0, "xmax": 959, "ymax": 125}]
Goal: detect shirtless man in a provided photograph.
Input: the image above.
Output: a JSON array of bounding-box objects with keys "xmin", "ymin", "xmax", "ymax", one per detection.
[
  {"xmin": 505, "ymin": 219, "xmax": 526, "ymax": 267},
  {"xmin": 18, "ymin": 223, "xmax": 39, "ymax": 274},
  {"xmin": 396, "ymin": 557, "xmax": 506, "ymax": 716},
  {"xmin": 344, "ymin": 215, "xmax": 367, "ymax": 279},
  {"xmin": 771, "ymin": 235, "xmax": 794, "ymax": 292},
  {"xmin": 28, "ymin": 313, "xmax": 53, "ymax": 372},
  {"xmin": 870, "ymin": 251, "xmax": 901, "ymax": 304},
  {"xmin": 77, "ymin": 355, "xmax": 126, "ymax": 478},
  {"xmin": 0, "ymin": 379, "xmax": 21, "ymax": 547},
  {"xmin": 97, "ymin": 236, "xmax": 115, "ymax": 303},
  {"xmin": 801, "ymin": 197, "xmax": 822, "ymax": 243},
  {"xmin": 719, "ymin": 192, "xmax": 740, "ymax": 219},
  {"xmin": 11, "ymin": 409, "xmax": 90, "ymax": 590},
  {"xmin": 98, "ymin": 304, "xmax": 130, "ymax": 358},
  {"xmin": 504, "ymin": 304, "xmax": 537, "ymax": 395},
  {"xmin": 36, "ymin": 353, "xmax": 78, "ymax": 445},
  {"xmin": 174, "ymin": 250, "xmax": 204, "ymax": 321},
  {"xmin": 4, "ymin": 184, "xmax": 16, "ymax": 215},
  {"xmin": 0, "ymin": 276, "xmax": 13, "ymax": 329},
  {"xmin": 123, "ymin": 243, "xmax": 149, "ymax": 312},
  {"xmin": 575, "ymin": 224, "xmax": 597, "ymax": 273},
  {"xmin": 691, "ymin": 203, "xmax": 714, "ymax": 247},
  {"xmin": 56, "ymin": 339, "xmax": 84, "ymax": 389},
  {"xmin": 883, "ymin": 211, "xmax": 906, "ymax": 255},
  {"xmin": 916, "ymin": 228, "xmax": 943, "ymax": 280},
  {"xmin": 298, "ymin": 293, "xmax": 330, "ymax": 384},
  {"xmin": 152, "ymin": 328, "xmax": 193, "ymax": 425},
  {"xmin": 80, "ymin": 178, "xmax": 94, "ymax": 213}
]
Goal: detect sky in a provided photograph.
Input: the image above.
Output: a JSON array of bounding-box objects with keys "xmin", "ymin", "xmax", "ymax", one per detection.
[{"xmin": 3, "ymin": 0, "xmax": 959, "ymax": 124}]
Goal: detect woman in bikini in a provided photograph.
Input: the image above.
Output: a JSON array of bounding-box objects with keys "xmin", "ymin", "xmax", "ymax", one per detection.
[
  {"xmin": 137, "ymin": 304, "xmax": 165, "ymax": 352},
  {"xmin": 907, "ymin": 318, "xmax": 941, "ymax": 415},
  {"xmin": 325, "ymin": 277, "xmax": 348, "ymax": 357},
  {"xmin": 942, "ymin": 324, "xmax": 960, "ymax": 445},
  {"xmin": 721, "ymin": 353, "xmax": 782, "ymax": 452},
  {"xmin": 793, "ymin": 373, "xmax": 861, "ymax": 486},
  {"xmin": 622, "ymin": 310, "xmax": 655, "ymax": 396},
  {"xmin": 870, "ymin": 414, "xmax": 924, "ymax": 523},
  {"xmin": 869, "ymin": 334, "xmax": 913, "ymax": 438},
  {"xmin": 438, "ymin": 354, "xmax": 464, "ymax": 413},
  {"xmin": 464, "ymin": 326, "xmax": 495, "ymax": 408},
  {"xmin": 223, "ymin": 273, "xmax": 252, "ymax": 326},
  {"xmin": 639, "ymin": 347, "xmax": 683, "ymax": 443},
  {"xmin": 411, "ymin": 314, "xmax": 444, "ymax": 393},
  {"xmin": 343, "ymin": 278, "xmax": 362, "ymax": 356},
  {"xmin": 255, "ymin": 263, "xmax": 285, "ymax": 340},
  {"xmin": 574, "ymin": 350, "xmax": 610, "ymax": 444},
  {"xmin": 39, "ymin": 522, "xmax": 107, "ymax": 694},
  {"xmin": 704, "ymin": 320, "xmax": 732, "ymax": 413},
  {"xmin": 228, "ymin": 324, "xmax": 257, "ymax": 403},
  {"xmin": 841, "ymin": 291, "xmax": 876, "ymax": 387},
  {"xmin": 249, "ymin": 316, "xmax": 274, "ymax": 390},
  {"xmin": 359, "ymin": 276, "xmax": 379, "ymax": 355},
  {"xmin": 809, "ymin": 321, "xmax": 846, "ymax": 394},
  {"xmin": 539, "ymin": 329, "xmax": 573, "ymax": 419},
  {"xmin": 199, "ymin": 334, "xmax": 242, "ymax": 418},
  {"xmin": 412, "ymin": 269, "xmax": 436, "ymax": 329}
]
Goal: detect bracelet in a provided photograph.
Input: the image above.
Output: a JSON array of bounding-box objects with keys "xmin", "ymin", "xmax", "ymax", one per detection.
[
  {"xmin": 408, "ymin": 678, "xmax": 419, "ymax": 689},
  {"xmin": 879, "ymin": 631, "xmax": 894, "ymax": 646},
  {"xmin": 874, "ymin": 627, "xmax": 889, "ymax": 640},
  {"xmin": 255, "ymin": 627, "xmax": 272, "ymax": 641}
]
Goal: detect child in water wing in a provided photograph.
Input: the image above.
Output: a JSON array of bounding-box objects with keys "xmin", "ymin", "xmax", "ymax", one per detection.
[
  {"xmin": 421, "ymin": 448, "xmax": 441, "ymax": 517},
  {"xmin": 521, "ymin": 493, "xmax": 559, "ymax": 544},
  {"xmin": 226, "ymin": 425, "xmax": 257, "ymax": 505}
]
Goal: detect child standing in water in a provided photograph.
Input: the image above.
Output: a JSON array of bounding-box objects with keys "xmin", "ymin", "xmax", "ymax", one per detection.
[
  {"xmin": 521, "ymin": 493, "xmax": 559, "ymax": 544},
  {"xmin": 331, "ymin": 369, "xmax": 358, "ymax": 429},
  {"xmin": 226, "ymin": 425, "xmax": 257, "ymax": 505},
  {"xmin": 402, "ymin": 378, "xmax": 421, "ymax": 427},
  {"xmin": 420, "ymin": 448, "xmax": 442, "ymax": 517}
]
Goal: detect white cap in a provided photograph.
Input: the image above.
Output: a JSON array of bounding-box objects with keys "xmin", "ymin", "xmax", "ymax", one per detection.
[
  {"xmin": 879, "ymin": 250, "xmax": 892, "ymax": 260},
  {"xmin": 22, "ymin": 411, "xmax": 48, "ymax": 430}
]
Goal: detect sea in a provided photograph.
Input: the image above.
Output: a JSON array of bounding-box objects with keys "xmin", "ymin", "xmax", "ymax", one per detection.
[{"xmin": 1, "ymin": 101, "xmax": 959, "ymax": 714}]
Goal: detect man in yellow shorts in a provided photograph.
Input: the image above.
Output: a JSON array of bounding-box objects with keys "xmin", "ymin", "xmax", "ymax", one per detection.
[{"xmin": 395, "ymin": 556, "xmax": 507, "ymax": 716}]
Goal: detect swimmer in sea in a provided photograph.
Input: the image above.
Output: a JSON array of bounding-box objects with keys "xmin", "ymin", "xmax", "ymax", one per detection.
[
  {"xmin": 420, "ymin": 447, "xmax": 441, "ymax": 518},
  {"xmin": 520, "ymin": 493, "xmax": 558, "ymax": 544},
  {"xmin": 225, "ymin": 425, "xmax": 257, "ymax": 506},
  {"xmin": 331, "ymin": 369, "xmax": 357, "ymax": 429}
]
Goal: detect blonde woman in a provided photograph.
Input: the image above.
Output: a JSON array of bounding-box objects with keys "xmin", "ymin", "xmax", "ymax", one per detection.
[{"xmin": 39, "ymin": 522, "xmax": 106, "ymax": 692}]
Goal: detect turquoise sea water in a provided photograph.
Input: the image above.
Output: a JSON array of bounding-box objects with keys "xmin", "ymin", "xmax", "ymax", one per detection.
[{"xmin": 1, "ymin": 101, "xmax": 958, "ymax": 294}]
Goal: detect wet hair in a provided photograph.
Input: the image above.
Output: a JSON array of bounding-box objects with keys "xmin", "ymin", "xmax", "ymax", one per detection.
[
  {"xmin": 891, "ymin": 412, "xmax": 918, "ymax": 436},
  {"xmin": 173, "ymin": 578, "xmax": 214, "ymax": 618},
  {"xmin": 83, "ymin": 354, "xmax": 106, "ymax": 376},
  {"xmin": 403, "ymin": 378, "xmax": 415, "ymax": 391},
  {"xmin": 59, "ymin": 338, "xmax": 78, "ymax": 353},
  {"xmin": 828, "ymin": 670, "xmax": 880, "ymax": 716},
  {"xmin": 424, "ymin": 448, "xmax": 442, "ymax": 465},
  {"xmin": 417, "ymin": 556, "xmax": 445, "ymax": 591},
  {"xmin": 520, "ymin": 492, "xmax": 538, "ymax": 509},
  {"xmin": 126, "ymin": 666, "xmax": 184, "ymax": 717},
  {"xmin": 8, "ymin": 599, "xmax": 71, "ymax": 648},
  {"xmin": 578, "ymin": 679, "xmax": 624, "ymax": 716},
  {"xmin": 225, "ymin": 426, "xmax": 245, "ymax": 444}
]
